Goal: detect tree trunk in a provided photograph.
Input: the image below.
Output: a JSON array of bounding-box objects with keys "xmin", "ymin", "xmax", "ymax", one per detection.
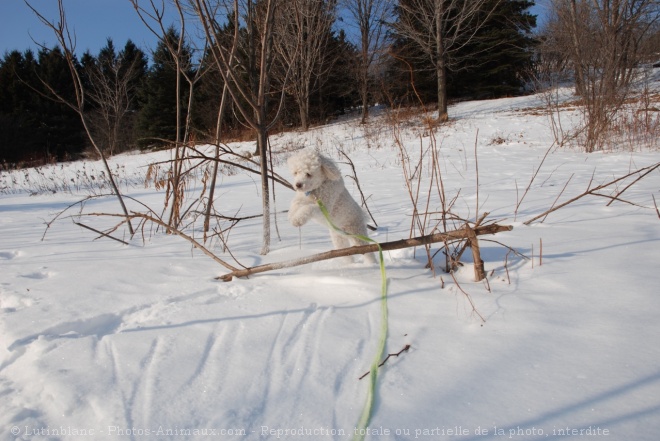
[
  {"xmin": 360, "ymin": 33, "xmax": 370, "ymax": 124},
  {"xmin": 257, "ymin": 127, "xmax": 271, "ymax": 255},
  {"xmin": 568, "ymin": 0, "xmax": 586, "ymax": 96},
  {"xmin": 435, "ymin": 2, "xmax": 448, "ymax": 122},
  {"xmin": 299, "ymin": 85, "xmax": 310, "ymax": 130}
]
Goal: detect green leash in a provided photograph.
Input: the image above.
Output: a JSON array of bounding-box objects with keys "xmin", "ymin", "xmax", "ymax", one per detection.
[{"xmin": 314, "ymin": 199, "xmax": 388, "ymax": 441}]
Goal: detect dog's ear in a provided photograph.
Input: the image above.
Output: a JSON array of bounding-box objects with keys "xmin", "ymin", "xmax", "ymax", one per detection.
[{"xmin": 320, "ymin": 156, "xmax": 342, "ymax": 181}]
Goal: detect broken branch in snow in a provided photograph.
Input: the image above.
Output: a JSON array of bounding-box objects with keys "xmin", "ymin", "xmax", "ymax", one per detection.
[
  {"xmin": 74, "ymin": 221, "xmax": 129, "ymax": 245},
  {"xmin": 465, "ymin": 224, "xmax": 486, "ymax": 281},
  {"xmin": 524, "ymin": 162, "xmax": 660, "ymax": 225},
  {"xmin": 605, "ymin": 163, "xmax": 659, "ymax": 207},
  {"xmin": 218, "ymin": 222, "xmax": 513, "ymax": 281},
  {"xmin": 359, "ymin": 344, "xmax": 411, "ymax": 380}
]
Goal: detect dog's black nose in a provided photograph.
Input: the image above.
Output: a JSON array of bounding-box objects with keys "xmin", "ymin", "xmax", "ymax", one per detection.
[{"xmin": 295, "ymin": 182, "xmax": 303, "ymax": 189}]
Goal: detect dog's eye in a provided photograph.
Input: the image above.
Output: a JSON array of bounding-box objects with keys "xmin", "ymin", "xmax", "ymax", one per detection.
[{"xmin": 305, "ymin": 173, "xmax": 311, "ymax": 178}]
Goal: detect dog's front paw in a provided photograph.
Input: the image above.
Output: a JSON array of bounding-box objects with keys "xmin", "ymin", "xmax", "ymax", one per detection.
[
  {"xmin": 288, "ymin": 202, "xmax": 316, "ymax": 227},
  {"xmin": 288, "ymin": 210, "xmax": 309, "ymax": 227},
  {"xmin": 290, "ymin": 216, "xmax": 306, "ymax": 227}
]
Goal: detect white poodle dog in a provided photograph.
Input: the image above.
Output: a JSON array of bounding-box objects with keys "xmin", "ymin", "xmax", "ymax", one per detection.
[{"xmin": 287, "ymin": 149, "xmax": 375, "ymax": 263}]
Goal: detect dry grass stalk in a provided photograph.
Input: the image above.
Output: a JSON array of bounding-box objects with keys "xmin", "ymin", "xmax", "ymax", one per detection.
[{"xmin": 515, "ymin": 142, "xmax": 557, "ymax": 221}]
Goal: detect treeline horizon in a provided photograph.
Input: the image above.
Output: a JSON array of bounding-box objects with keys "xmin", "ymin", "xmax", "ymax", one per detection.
[{"xmin": 1, "ymin": 0, "xmax": 539, "ymax": 167}]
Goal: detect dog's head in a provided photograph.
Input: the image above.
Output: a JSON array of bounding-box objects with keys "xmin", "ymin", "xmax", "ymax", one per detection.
[{"xmin": 288, "ymin": 149, "xmax": 341, "ymax": 194}]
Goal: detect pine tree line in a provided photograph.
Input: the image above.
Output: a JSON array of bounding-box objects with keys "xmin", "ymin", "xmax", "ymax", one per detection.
[{"xmin": 0, "ymin": 0, "xmax": 537, "ymax": 167}]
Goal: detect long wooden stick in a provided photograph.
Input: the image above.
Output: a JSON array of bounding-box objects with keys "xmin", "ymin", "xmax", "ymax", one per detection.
[{"xmin": 218, "ymin": 223, "xmax": 512, "ymax": 281}]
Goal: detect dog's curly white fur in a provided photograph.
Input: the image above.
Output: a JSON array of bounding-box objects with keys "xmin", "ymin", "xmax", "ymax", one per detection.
[{"xmin": 287, "ymin": 149, "xmax": 375, "ymax": 263}]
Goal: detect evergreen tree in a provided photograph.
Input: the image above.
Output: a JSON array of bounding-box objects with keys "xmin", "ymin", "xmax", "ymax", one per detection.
[
  {"xmin": 310, "ymin": 30, "xmax": 360, "ymax": 122},
  {"xmin": 35, "ymin": 47, "xmax": 85, "ymax": 161},
  {"xmin": 384, "ymin": 29, "xmax": 438, "ymax": 106},
  {"xmin": 0, "ymin": 48, "xmax": 84, "ymax": 164},
  {"xmin": 0, "ymin": 50, "xmax": 41, "ymax": 164},
  {"xmin": 118, "ymin": 40, "xmax": 148, "ymax": 113},
  {"xmin": 447, "ymin": 0, "xmax": 537, "ymax": 98},
  {"xmin": 118, "ymin": 40, "xmax": 148, "ymax": 150},
  {"xmin": 136, "ymin": 27, "xmax": 194, "ymax": 149},
  {"xmin": 194, "ymin": 47, "xmax": 238, "ymax": 140}
]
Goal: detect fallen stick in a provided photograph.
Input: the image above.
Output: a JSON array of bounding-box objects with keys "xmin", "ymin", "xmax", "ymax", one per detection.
[
  {"xmin": 74, "ymin": 221, "xmax": 129, "ymax": 246},
  {"xmin": 359, "ymin": 344, "xmax": 411, "ymax": 380},
  {"xmin": 218, "ymin": 223, "xmax": 513, "ymax": 281}
]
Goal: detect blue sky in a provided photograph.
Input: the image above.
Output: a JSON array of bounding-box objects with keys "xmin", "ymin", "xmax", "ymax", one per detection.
[
  {"xmin": 1, "ymin": 0, "xmax": 180, "ymax": 57},
  {"xmin": 2, "ymin": 0, "xmax": 550, "ymax": 60}
]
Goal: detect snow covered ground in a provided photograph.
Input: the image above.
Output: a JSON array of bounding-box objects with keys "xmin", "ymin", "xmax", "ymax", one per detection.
[{"xmin": 1, "ymin": 90, "xmax": 659, "ymax": 441}]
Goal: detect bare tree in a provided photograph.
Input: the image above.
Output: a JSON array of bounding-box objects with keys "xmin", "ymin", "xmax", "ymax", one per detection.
[
  {"xmin": 272, "ymin": 0, "xmax": 337, "ymax": 130},
  {"xmin": 25, "ymin": 0, "xmax": 134, "ymax": 235},
  {"xmin": 82, "ymin": 40, "xmax": 146, "ymax": 156},
  {"xmin": 546, "ymin": 0, "xmax": 660, "ymax": 151},
  {"xmin": 390, "ymin": 0, "xmax": 499, "ymax": 121},
  {"xmin": 190, "ymin": 0, "xmax": 285, "ymax": 255},
  {"xmin": 343, "ymin": 0, "xmax": 393, "ymax": 124}
]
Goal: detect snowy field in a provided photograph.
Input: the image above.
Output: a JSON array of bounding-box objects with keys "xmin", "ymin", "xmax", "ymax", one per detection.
[{"xmin": 1, "ymin": 89, "xmax": 659, "ymax": 441}]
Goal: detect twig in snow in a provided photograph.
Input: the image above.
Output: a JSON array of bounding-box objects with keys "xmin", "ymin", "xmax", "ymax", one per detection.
[
  {"xmin": 606, "ymin": 163, "xmax": 659, "ymax": 207},
  {"xmin": 524, "ymin": 162, "xmax": 660, "ymax": 225},
  {"xmin": 359, "ymin": 344, "xmax": 411, "ymax": 380},
  {"xmin": 504, "ymin": 249, "xmax": 512, "ymax": 284},
  {"xmin": 449, "ymin": 271, "xmax": 486, "ymax": 323},
  {"xmin": 515, "ymin": 142, "xmax": 556, "ymax": 221},
  {"xmin": 74, "ymin": 222, "xmax": 129, "ymax": 245},
  {"xmin": 540, "ymin": 173, "xmax": 574, "ymax": 223}
]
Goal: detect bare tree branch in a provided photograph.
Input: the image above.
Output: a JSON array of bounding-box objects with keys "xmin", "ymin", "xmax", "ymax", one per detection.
[
  {"xmin": 272, "ymin": 0, "xmax": 337, "ymax": 130},
  {"xmin": 524, "ymin": 162, "xmax": 660, "ymax": 225}
]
